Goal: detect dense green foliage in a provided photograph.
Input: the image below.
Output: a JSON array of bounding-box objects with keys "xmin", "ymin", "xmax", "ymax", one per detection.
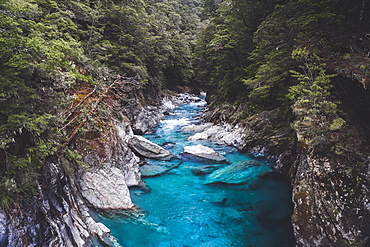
[
  {"xmin": 0, "ymin": 0, "xmax": 203, "ymax": 207},
  {"xmin": 288, "ymin": 47, "xmax": 345, "ymax": 145},
  {"xmin": 195, "ymin": 0, "xmax": 370, "ymax": 116},
  {"xmin": 1, "ymin": 0, "xmax": 370, "ymax": 210},
  {"xmin": 0, "ymin": 0, "xmax": 84, "ymax": 204}
]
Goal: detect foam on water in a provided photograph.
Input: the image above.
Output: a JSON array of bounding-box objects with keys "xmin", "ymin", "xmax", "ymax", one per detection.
[{"xmin": 161, "ymin": 118, "xmax": 191, "ymax": 131}]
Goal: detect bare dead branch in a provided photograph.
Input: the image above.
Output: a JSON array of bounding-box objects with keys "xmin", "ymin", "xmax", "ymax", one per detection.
[
  {"xmin": 63, "ymin": 76, "xmax": 128, "ymax": 147},
  {"xmin": 64, "ymin": 83, "xmax": 100, "ymax": 121}
]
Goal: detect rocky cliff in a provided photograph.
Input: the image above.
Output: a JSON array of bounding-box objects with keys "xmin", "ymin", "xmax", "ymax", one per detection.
[
  {"xmin": 201, "ymin": 72, "xmax": 370, "ymax": 246},
  {"xmin": 0, "ymin": 85, "xmax": 199, "ymax": 246},
  {"xmin": 289, "ymin": 74, "xmax": 370, "ymax": 246},
  {"xmin": 0, "ymin": 88, "xmax": 208, "ymax": 246},
  {"xmin": 0, "ymin": 162, "xmax": 113, "ymax": 246}
]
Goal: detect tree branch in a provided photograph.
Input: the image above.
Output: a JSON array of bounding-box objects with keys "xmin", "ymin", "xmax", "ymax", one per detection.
[{"xmin": 62, "ymin": 76, "xmax": 126, "ymax": 147}]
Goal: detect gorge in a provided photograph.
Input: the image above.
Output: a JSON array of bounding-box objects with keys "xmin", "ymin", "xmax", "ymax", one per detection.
[
  {"xmin": 1, "ymin": 0, "xmax": 370, "ymax": 246},
  {"xmin": 98, "ymin": 95, "xmax": 294, "ymax": 246}
]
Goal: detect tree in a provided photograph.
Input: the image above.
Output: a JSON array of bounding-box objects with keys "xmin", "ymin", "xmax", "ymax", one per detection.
[
  {"xmin": 0, "ymin": 0, "xmax": 86, "ymax": 204},
  {"xmin": 194, "ymin": 0, "xmax": 278, "ymax": 105},
  {"xmin": 288, "ymin": 47, "xmax": 345, "ymax": 146}
]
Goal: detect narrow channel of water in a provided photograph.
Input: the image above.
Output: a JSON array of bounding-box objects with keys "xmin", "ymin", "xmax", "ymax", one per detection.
[{"xmin": 99, "ymin": 98, "xmax": 294, "ymax": 247}]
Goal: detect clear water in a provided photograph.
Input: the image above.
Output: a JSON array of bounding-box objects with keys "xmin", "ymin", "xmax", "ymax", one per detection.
[{"xmin": 99, "ymin": 99, "xmax": 294, "ymax": 247}]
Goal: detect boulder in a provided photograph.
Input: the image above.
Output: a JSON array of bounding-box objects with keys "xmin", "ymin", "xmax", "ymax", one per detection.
[
  {"xmin": 140, "ymin": 160, "xmax": 182, "ymax": 177},
  {"xmin": 80, "ymin": 167, "xmax": 134, "ymax": 210},
  {"xmin": 128, "ymin": 135, "xmax": 172, "ymax": 160},
  {"xmin": 181, "ymin": 123, "xmax": 212, "ymax": 132},
  {"xmin": 185, "ymin": 123, "xmax": 246, "ymax": 148},
  {"xmin": 177, "ymin": 93, "xmax": 202, "ymax": 103},
  {"xmin": 187, "ymin": 125, "xmax": 224, "ymax": 141},
  {"xmin": 188, "ymin": 132, "xmax": 210, "ymax": 141},
  {"xmin": 191, "ymin": 165, "xmax": 220, "ymax": 176},
  {"xmin": 133, "ymin": 110, "xmax": 161, "ymax": 135},
  {"xmin": 212, "ymin": 128, "xmax": 245, "ymax": 147},
  {"xmin": 204, "ymin": 160, "xmax": 269, "ymax": 185},
  {"xmin": 183, "ymin": 144, "xmax": 226, "ymax": 162}
]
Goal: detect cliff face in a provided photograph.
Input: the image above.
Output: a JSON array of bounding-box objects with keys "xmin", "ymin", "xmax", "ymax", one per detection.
[
  {"xmin": 289, "ymin": 74, "xmax": 370, "ymax": 246},
  {"xmin": 0, "ymin": 162, "xmax": 111, "ymax": 246},
  {"xmin": 0, "ymin": 81, "xmax": 174, "ymax": 246},
  {"xmin": 203, "ymin": 72, "xmax": 370, "ymax": 245},
  {"xmin": 0, "ymin": 88, "xmax": 202, "ymax": 246},
  {"xmin": 291, "ymin": 151, "xmax": 370, "ymax": 246}
]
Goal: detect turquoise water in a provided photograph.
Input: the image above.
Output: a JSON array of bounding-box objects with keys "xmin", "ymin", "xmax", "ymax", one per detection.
[{"xmin": 99, "ymin": 99, "xmax": 294, "ymax": 247}]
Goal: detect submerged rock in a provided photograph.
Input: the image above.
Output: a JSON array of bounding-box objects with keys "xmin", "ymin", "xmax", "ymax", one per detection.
[
  {"xmin": 140, "ymin": 160, "xmax": 182, "ymax": 177},
  {"xmin": 80, "ymin": 166, "xmax": 134, "ymax": 210},
  {"xmin": 205, "ymin": 160, "xmax": 268, "ymax": 185},
  {"xmin": 140, "ymin": 164, "xmax": 169, "ymax": 177},
  {"xmin": 161, "ymin": 141, "xmax": 176, "ymax": 150},
  {"xmin": 183, "ymin": 144, "xmax": 226, "ymax": 162},
  {"xmin": 191, "ymin": 165, "xmax": 220, "ymax": 176},
  {"xmin": 199, "ymin": 238, "xmax": 234, "ymax": 247},
  {"xmin": 129, "ymin": 135, "xmax": 172, "ymax": 160}
]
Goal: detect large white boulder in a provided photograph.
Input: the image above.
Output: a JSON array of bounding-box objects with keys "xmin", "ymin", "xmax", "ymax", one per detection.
[
  {"xmin": 181, "ymin": 123, "xmax": 213, "ymax": 132},
  {"xmin": 80, "ymin": 166, "xmax": 134, "ymax": 210},
  {"xmin": 188, "ymin": 132, "xmax": 210, "ymax": 140},
  {"xmin": 183, "ymin": 144, "xmax": 226, "ymax": 162},
  {"xmin": 128, "ymin": 135, "xmax": 172, "ymax": 160}
]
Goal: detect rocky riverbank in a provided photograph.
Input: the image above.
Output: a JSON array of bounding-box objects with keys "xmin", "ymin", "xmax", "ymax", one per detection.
[
  {"xmin": 0, "ymin": 92, "xmax": 203, "ymax": 246},
  {"xmin": 197, "ymin": 79, "xmax": 370, "ymax": 246},
  {"xmin": 2, "ymin": 87, "xmax": 368, "ymax": 246}
]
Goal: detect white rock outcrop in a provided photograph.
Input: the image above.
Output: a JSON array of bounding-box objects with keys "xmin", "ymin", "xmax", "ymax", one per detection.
[
  {"xmin": 186, "ymin": 123, "xmax": 246, "ymax": 149},
  {"xmin": 128, "ymin": 135, "xmax": 172, "ymax": 160},
  {"xmin": 80, "ymin": 166, "xmax": 134, "ymax": 210},
  {"xmin": 183, "ymin": 144, "xmax": 226, "ymax": 162}
]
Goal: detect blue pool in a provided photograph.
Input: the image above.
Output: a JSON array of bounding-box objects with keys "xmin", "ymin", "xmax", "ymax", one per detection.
[{"xmin": 99, "ymin": 98, "xmax": 294, "ymax": 247}]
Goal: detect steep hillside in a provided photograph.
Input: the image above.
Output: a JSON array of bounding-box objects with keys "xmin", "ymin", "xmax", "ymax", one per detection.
[
  {"xmin": 0, "ymin": 0, "xmax": 202, "ymax": 245},
  {"xmin": 2, "ymin": 0, "xmax": 370, "ymax": 246},
  {"xmin": 195, "ymin": 0, "xmax": 370, "ymax": 245}
]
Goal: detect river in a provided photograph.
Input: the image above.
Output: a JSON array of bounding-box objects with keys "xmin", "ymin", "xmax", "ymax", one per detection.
[{"xmin": 99, "ymin": 96, "xmax": 294, "ymax": 246}]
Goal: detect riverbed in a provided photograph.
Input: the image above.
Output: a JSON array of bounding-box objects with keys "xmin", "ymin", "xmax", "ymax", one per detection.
[{"xmin": 99, "ymin": 97, "xmax": 294, "ymax": 246}]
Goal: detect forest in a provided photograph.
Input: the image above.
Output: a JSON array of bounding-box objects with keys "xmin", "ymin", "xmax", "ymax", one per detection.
[
  {"xmin": 0, "ymin": 0, "xmax": 202, "ymax": 203},
  {"xmin": 1, "ymin": 0, "xmax": 370, "ymax": 246}
]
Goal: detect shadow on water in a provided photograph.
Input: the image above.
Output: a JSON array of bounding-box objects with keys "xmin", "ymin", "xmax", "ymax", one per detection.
[{"xmin": 98, "ymin": 98, "xmax": 294, "ymax": 247}]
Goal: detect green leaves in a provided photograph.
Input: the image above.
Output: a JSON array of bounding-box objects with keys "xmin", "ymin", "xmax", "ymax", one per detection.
[
  {"xmin": 194, "ymin": 0, "xmax": 280, "ymax": 106},
  {"xmin": 1, "ymin": 0, "xmax": 39, "ymax": 15},
  {"xmin": 0, "ymin": 0, "xmax": 86, "ymax": 199},
  {"xmin": 0, "ymin": 0, "xmax": 206, "ymax": 202},
  {"xmin": 288, "ymin": 47, "xmax": 335, "ymax": 104},
  {"xmin": 288, "ymin": 47, "xmax": 345, "ymax": 146},
  {"xmin": 7, "ymin": 113, "xmax": 54, "ymax": 136}
]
